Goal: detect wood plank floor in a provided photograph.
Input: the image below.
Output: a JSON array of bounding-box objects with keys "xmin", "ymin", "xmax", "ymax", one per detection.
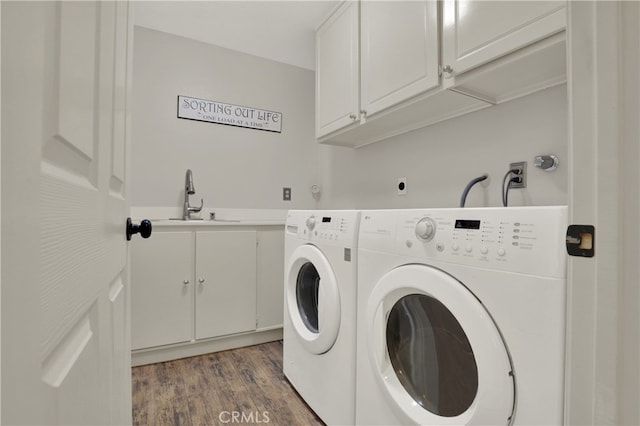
[{"xmin": 132, "ymin": 341, "xmax": 325, "ymax": 426}]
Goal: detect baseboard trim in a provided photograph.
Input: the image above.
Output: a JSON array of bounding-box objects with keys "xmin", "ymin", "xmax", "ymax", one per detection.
[{"xmin": 132, "ymin": 327, "xmax": 283, "ymax": 366}]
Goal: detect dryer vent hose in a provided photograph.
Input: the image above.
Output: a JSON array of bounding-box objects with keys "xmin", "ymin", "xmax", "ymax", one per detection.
[{"xmin": 460, "ymin": 174, "xmax": 489, "ymax": 208}]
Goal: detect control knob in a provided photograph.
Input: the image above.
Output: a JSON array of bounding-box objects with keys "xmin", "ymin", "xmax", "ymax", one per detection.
[
  {"xmin": 415, "ymin": 217, "xmax": 437, "ymax": 242},
  {"xmin": 306, "ymin": 216, "xmax": 317, "ymax": 230}
]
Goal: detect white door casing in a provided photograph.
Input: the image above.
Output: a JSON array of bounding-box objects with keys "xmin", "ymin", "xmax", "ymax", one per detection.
[
  {"xmin": 565, "ymin": 1, "xmax": 640, "ymax": 424},
  {"xmin": 2, "ymin": 1, "xmax": 133, "ymax": 424},
  {"xmin": 0, "ymin": 3, "xmax": 3, "ymax": 418}
]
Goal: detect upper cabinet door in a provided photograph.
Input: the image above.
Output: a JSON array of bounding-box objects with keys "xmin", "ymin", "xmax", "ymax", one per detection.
[
  {"xmin": 442, "ymin": 0, "xmax": 566, "ymax": 76},
  {"xmin": 315, "ymin": 1, "xmax": 360, "ymax": 138},
  {"xmin": 360, "ymin": 1, "xmax": 439, "ymax": 117}
]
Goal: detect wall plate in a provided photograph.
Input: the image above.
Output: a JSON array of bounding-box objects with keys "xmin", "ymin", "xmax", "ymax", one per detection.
[
  {"xmin": 397, "ymin": 178, "xmax": 407, "ymax": 195},
  {"xmin": 509, "ymin": 162, "xmax": 527, "ymax": 188}
]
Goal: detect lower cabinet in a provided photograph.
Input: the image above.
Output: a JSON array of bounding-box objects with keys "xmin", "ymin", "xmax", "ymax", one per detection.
[
  {"xmin": 194, "ymin": 231, "xmax": 257, "ymax": 340},
  {"xmin": 131, "ymin": 231, "xmax": 192, "ymax": 350},
  {"xmin": 131, "ymin": 228, "xmax": 271, "ymax": 352}
]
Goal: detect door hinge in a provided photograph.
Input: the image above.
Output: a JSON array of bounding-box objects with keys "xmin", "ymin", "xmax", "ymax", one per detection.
[{"xmin": 566, "ymin": 225, "xmax": 595, "ymax": 257}]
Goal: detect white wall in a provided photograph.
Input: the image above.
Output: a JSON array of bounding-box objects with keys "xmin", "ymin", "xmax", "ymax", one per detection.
[
  {"xmin": 132, "ymin": 26, "xmax": 567, "ymax": 214},
  {"xmin": 131, "ymin": 27, "xmax": 319, "ymax": 212},
  {"xmin": 318, "ymin": 85, "xmax": 568, "ymax": 210}
]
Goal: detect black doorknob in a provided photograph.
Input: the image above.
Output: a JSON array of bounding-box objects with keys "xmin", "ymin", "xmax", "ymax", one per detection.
[{"xmin": 126, "ymin": 218, "xmax": 152, "ymax": 241}]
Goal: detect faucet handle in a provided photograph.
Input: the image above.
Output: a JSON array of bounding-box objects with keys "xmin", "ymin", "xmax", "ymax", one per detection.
[{"xmin": 191, "ymin": 198, "xmax": 203, "ymax": 212}]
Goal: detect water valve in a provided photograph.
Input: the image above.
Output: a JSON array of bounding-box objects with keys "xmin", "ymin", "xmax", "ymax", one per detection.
[{"xmin": 534, "ymin": 155, "xmax": 559, "ymax": 172}]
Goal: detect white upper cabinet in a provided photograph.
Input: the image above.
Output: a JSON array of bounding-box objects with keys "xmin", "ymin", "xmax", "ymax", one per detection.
[
  {"xmin": 315, "ymin": 1, "xmax": 567, "ymax": 147},
  {"xmin": 360, "ymin": 1, "xmax": 439, "ymax": 117},
  {"xmin": 443, "ymin": 0, "xmax": 565, "ymax": 75},
  {"xmin": 442, "ymin": 0, "xmax": 567, "ymax": 103},
  {"xmin": 315, "ymin": 1, "xmax": 360, "ymax": 138},
  {"xmin": 316, "ymin": 0, "xmax": 489, "ymax": 147}
]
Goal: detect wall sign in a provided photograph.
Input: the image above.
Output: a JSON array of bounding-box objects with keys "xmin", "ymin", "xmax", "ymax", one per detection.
[{"xmin": 177, "ymin": 95, "xmax": 282, "ymax": 133}]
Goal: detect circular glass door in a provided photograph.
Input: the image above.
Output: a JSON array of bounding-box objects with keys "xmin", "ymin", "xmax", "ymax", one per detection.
[
  {"xmin": 386, "ymin": 294, "xmax": 478, "ymax": 418},
  {"xmin": 286, "ymin": 244, "xmax": 341, "ymax": 354},
  {"xmin": 366, "ymin": 265, "xmax": 514, "ymax": 425},
  {"xmin": 296, "ymin": 262, "xmax": 320, "ymax": 333}
]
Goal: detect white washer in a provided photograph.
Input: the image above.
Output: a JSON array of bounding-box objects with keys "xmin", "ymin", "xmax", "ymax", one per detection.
[
  {"xmin": 356, "ymin": 207, "xmax": 567, "ymax": 425},
  {"xmin": 283, "ymin": 209, "xmax": 360, "ymax": 425}
]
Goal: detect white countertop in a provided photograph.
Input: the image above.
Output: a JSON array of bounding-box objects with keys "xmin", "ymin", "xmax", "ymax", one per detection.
[
  {"xmin": 150, "ymin": 219, "xmax": 285, "ymax": 227},
  {"xmin": 131, "ymin": 207, "xmax": 287, "ymax": 227}
]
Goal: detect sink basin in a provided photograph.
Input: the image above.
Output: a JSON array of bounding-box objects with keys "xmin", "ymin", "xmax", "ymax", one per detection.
[{"xmin": 166, "ymin": 217, "xmax": 242, "ymax": 223}]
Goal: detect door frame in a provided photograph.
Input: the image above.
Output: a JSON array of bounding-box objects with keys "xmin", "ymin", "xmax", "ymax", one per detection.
[
  {"xmin": 0, "ymin": 3, "xmax": 3, "ymax": 419},
  {"xmin": 565, "ymin": 1, "xmax": 639, "ymax": 424}
]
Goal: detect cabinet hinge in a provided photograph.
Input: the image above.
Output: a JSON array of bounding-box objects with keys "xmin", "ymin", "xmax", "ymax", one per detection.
[{"xmin": 566, "ymin": 225, "xmax": 595, "ymax": 257}]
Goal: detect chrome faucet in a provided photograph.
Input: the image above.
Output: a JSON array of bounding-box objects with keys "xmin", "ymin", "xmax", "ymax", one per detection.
[{"xmin": 183, "ymin": 169, "xmax": 203, "ymax": 220}]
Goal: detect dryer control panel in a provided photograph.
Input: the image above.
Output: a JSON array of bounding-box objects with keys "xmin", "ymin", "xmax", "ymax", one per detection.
[{"xmin": 359, "ymin": 206, "xmax": 567, "ymax": 278}]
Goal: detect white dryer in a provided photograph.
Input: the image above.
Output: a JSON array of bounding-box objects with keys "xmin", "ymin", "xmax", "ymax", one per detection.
[
  {"xmin": 283, "ymin": 210, "xmax": 360, "ymax": 425},
  {"xmin": 356, "ymin": 207, "xmax": 567, "ymax": 425}
]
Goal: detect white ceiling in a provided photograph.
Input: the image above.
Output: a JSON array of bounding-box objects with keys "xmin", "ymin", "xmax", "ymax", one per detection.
[{"xmin": 133, "ymin": 1, "xmax": 340, "ymax": 70}]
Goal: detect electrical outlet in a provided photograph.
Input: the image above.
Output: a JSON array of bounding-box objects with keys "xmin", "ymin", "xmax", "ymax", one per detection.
[
  {"xmin": 283, "ymin": 187, "xmax": 291, "ymax": 201},
  {"xmin": 397, "ymin": 177, "xmax": 407, "ymax": 195},
  {"xmin": 509, "ymin": 162, "xmax": 527, "ymax": 188}
]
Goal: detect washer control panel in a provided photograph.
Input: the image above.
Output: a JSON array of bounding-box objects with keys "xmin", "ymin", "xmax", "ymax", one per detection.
[
  {"xmin": 306, "ymin": 215, "xmax": 348, "ymax": 241},
  {"xmin": 415, "ymin": 217, "xmax": 437, "ymax": 241},
  {"xmin": 287, "ymin": 210, "xmax": 360, "ymax": 247},
  {"xmin": 360, "ymin": 207, "xmax": 568, "ymax": 278}
]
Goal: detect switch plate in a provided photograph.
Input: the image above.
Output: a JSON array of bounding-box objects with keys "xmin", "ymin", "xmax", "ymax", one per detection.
[
  {"xmin": 283, "ymin": 187, "xmax": 291, "ymax": 201},
  {"xmin": 397, "ymin": 178, "xmax": 407, "ymax": 195}
]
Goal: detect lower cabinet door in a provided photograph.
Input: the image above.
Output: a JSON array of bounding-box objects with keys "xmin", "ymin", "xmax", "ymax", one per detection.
[
  {"xmin": 195, "ymin": 230, "xmax": 258, "ymax": 340},
  {"xmin": 131, "ymin": 231, "xmax": 193, "ymax": 350}
]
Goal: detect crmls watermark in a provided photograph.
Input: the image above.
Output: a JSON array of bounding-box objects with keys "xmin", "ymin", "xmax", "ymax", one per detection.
[{"xmin": 218, "ymin": 410, "xmax": 270, "ymax": 424}]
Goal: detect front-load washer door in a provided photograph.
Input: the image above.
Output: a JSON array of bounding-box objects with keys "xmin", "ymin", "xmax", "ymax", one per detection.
[
  {"xmin": 286, "ymin": 244, "xmax": 341, "ymax": 354},
  {"xmin": 366, "ymin": 264, "xmax": 515, "ymax": 425}
]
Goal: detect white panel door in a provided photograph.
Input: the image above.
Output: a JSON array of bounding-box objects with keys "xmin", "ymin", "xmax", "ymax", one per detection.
[
  {"xmin": 315, "ymin": 1, "xmax": 360, "ymax": 138},
  {"xmin": 131, "ymin": 232, "xmax": 192, "ymax": 350},
  {"xmin": 2, "ymin": 1, "xmax": 133, "ymax": 424},
  {"xmin": 195, "ymin": 231, "xmax": 257, "ymax": 340},
  {"xmin": 442, "ymin": 0, "xmax": 565, "ymax": 76},
  {"xmin": 360, "ymin": 0, "xmax": 439, "ymax": 117}
]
